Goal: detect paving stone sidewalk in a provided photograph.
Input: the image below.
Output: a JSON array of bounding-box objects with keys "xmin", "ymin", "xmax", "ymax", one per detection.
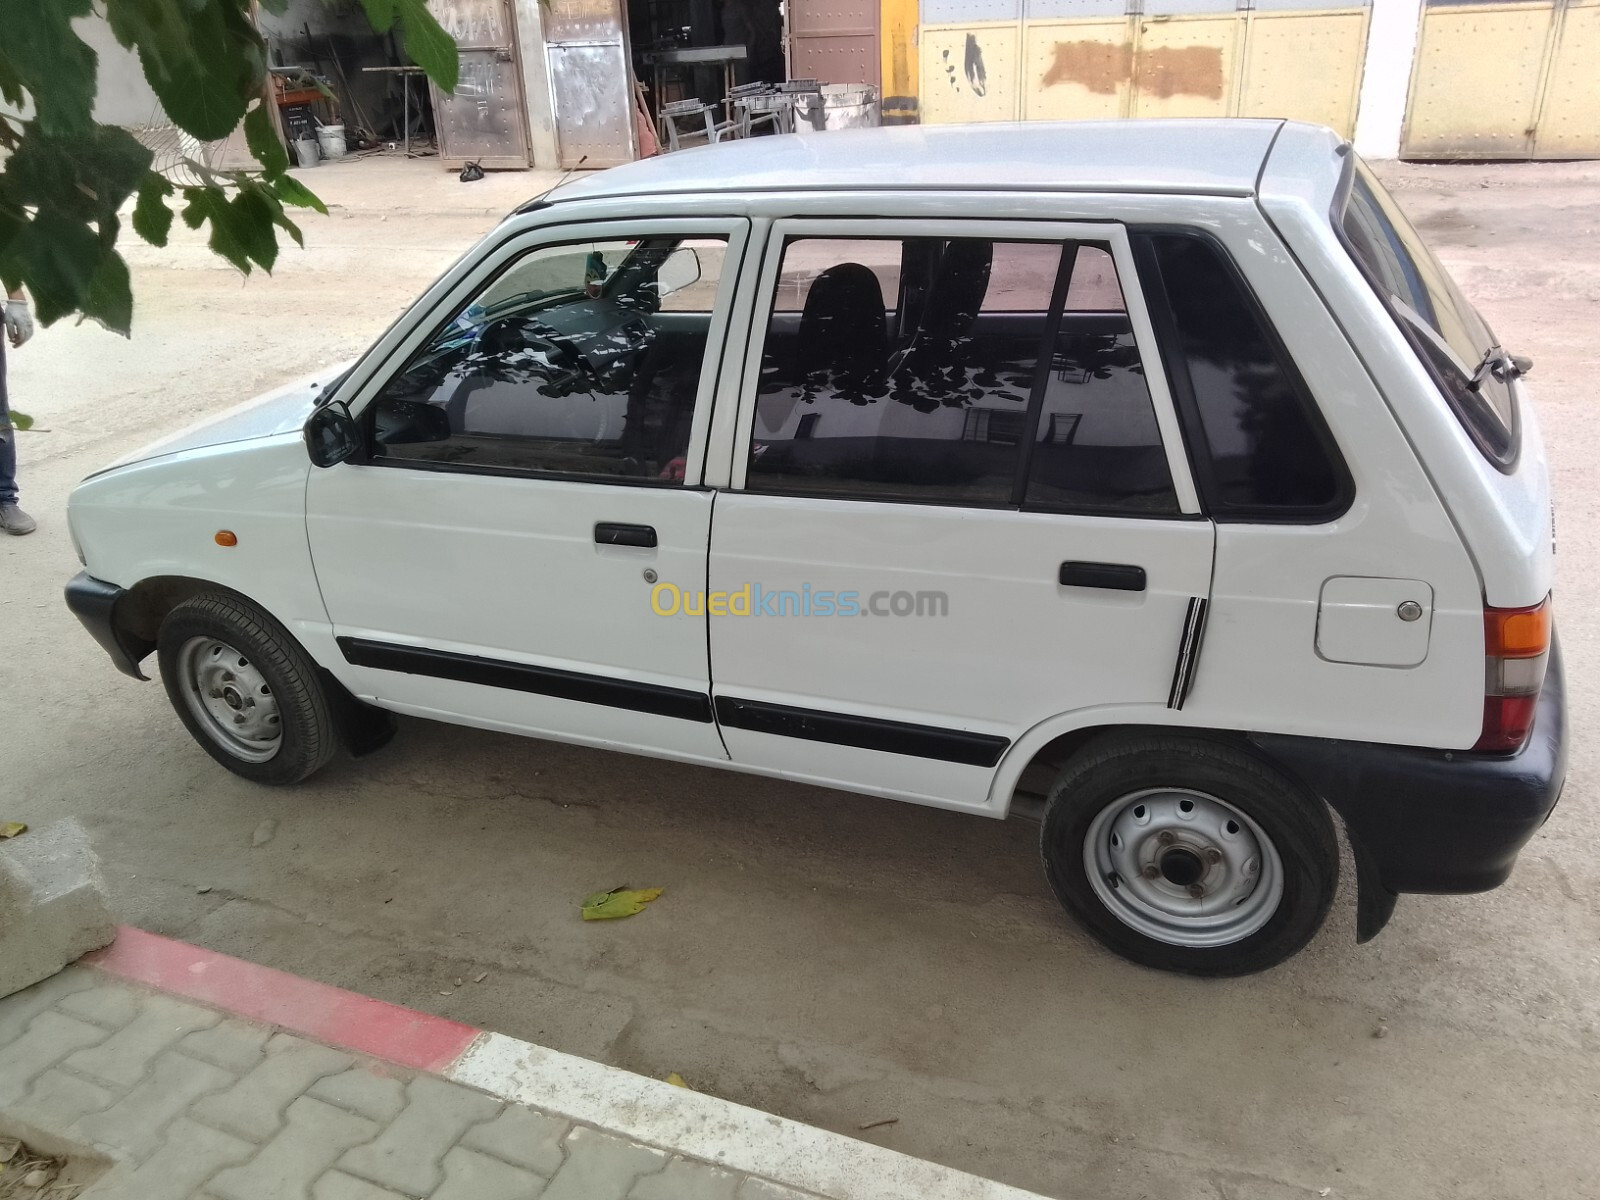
[{"xmin": 0, "ymin": 968, "xmax": 812, "ymax": 1200}]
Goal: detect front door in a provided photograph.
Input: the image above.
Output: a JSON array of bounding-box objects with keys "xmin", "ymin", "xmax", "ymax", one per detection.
[
  {"xmin": 705, "ymin": 220, "xmax": 1214, "ymax": 812},
  {"xmin": 307, "ymin": 219, "xmax": 749, "ymax": 763}
]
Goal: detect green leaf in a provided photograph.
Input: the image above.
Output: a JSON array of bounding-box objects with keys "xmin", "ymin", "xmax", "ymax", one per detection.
[
  {"xmin": 393, "ymin": 0, "xmax": 458, "ymax": 92},
  {"xmin": 6, "ymin": 413, "xmax": 33, "ymax": 432},
  {"xmin": 0, "ymin": 125, "xmax": 153, "ymax": 225},
  {"xmin": 132, "ymin": 173, "xmax": 175, "ymax": 247},
  {"xmin": 4, "ymin": 210, "xmax": 106, "ymax": 327},
  {"xmin": 580, "ymin": 886, "xmax": 664, "ymax": 921},
  {"xmin": 180, "ymin": 186, "xmax": 252, "ymax": 274},
  {"xmin": 271, "ymin": 174, "xmax": 328, "ymax": 215},
  {"xmin": 0, "ymin": 0, "xmax": 98, "ymax": 135},
  {"xmin": 83, "ymin": 246, "xmax": 133, "ymax": 333},
  {"xmin": 106, "ymin": 0, "xmax": 265, "ymax": 142},
  {"xmin": 230, "ymin": 185, "xmax": 279, "ymax": 272},
  {"xmin": 357, "ymin": 0, "xmax": 398, "ymax": 31},
  {"xmin": 243, "ymin": 101, "xmax": 289, "ymax": 179}
]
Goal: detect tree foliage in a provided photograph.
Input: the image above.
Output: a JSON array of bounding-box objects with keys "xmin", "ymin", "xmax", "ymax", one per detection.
[{"xmin": 0, "ymin": 0, "xmax": 459, "ymax": 334}]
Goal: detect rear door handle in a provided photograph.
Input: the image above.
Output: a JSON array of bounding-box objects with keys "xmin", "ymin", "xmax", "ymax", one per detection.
[
  {"xmin": 1059, "ymin": 561, "xmax": 1146, "ymax": 592},
  {"xmin": 595, "ymin": 522, "xmax": 657, "ymax": 548}
]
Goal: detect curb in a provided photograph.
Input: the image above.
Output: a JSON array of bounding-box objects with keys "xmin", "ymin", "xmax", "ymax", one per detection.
[{"xmin": 84, "ymin": 927, "xmax": 1045, "ymax": 1200}]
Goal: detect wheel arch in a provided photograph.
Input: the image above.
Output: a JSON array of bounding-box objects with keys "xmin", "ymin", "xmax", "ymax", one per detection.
[
  {"xmin": 116, "ymin": 574, "xmax": 396, "ymax": 759},
  {"xmin": 997, "ymin": 710, "xmax": 1397, "ymax": 944}
]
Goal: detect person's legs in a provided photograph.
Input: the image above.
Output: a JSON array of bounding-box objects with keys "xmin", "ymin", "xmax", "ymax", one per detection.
[
  {"xmin": 0, "ymin": 337, "xmax": 16, "ymax": 506},
  {"xmin": 0, "ymin": 338, "xmax": 35, "ymax": 534}
]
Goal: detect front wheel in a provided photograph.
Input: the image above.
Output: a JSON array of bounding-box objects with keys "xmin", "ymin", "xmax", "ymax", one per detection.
[
  {"xmin": 157, "ymin": 592, "xmax": 338, "ymax": 785},
  {"xmin": 1041, "ymin": 736, "xmax": 1338, "ymax": 976}
]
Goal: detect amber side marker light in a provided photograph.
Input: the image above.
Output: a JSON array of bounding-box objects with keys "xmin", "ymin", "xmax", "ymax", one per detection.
[
  {"xmin": 1475, "ymin": 596, "xmax": 1552, "ymax": 752},
  {"xmin": 215, "ymin": 531, "xmax": 238, "ymax": 547}
]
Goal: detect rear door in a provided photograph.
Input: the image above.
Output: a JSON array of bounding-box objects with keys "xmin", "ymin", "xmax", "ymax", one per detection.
[{"xmin": 702, "ymin": 219, "xmax": 1214, "ymax": 812}]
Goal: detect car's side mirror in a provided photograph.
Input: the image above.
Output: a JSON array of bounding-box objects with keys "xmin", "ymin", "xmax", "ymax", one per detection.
[
  {"xmin": 304, "ymin": 401, "xmax": 362, "ymax": 468},
  {"xmin": 655, "ymin": 247, "xmax": 702, "ymax": 300},
  {"xmin": 373, "ymin": 398, "xmax": 452, "ymax": 446}
]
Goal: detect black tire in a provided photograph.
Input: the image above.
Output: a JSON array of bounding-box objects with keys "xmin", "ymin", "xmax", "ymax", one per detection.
[
  {"xmin": 156, "ymin": 592, "xmax": 338, "ymax": 785},
  {"xmin": 1040, "ymin": 735, "xmax": 1338, "ymax": 977}
]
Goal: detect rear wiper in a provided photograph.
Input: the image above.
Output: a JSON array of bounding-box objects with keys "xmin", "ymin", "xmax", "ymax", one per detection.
[{"xmin": 1467, "ymin": 345, "xmax": 1533, "ymax": 391}]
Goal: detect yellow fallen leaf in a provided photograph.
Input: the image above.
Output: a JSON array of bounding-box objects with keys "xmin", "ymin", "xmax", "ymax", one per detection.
[
  {"xmin": 581, "ymin": 886, "xmax": 664, "ymax": 920},
  {"xmin": 665, "ymin": 1073, "xmax": 691, "ymax": 1089},
  {"xmin": 0, "ymin": 822, "xmax": 26, "ymax": 840}
]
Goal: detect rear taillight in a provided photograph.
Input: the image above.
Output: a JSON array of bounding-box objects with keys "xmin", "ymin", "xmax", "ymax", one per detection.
[{"xmin": 1475, "ymin": 597, "xmax": 1551, "ymax": 752}]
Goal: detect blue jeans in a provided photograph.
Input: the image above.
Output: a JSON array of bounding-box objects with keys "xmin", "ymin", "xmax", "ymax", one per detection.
[{"xmin": 0, "ymin": 337, "xmax": 15, "ymax": 506}]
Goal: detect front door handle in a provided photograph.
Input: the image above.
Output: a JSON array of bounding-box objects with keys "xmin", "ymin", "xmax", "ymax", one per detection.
[
  {"xmin": 595, "ymin": 522, "xmax": 657, "ymax": 548},
  {"xmin": 1059, "ymin": 561, "xmax": 1146, "ymax": 591}
]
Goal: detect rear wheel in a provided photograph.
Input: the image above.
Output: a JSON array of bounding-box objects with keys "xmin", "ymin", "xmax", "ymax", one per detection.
[
  {"xmin": 157, "ymin": 592, "xmax": 338, "ymax": 785},
  {"xmin": 1041, "ymin": 736, "xmax": 1337, "ymax": 976}
]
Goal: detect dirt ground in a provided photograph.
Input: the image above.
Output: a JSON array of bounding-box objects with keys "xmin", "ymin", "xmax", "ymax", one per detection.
[{"xmin": 2, "ymin": 153, "xmax": 1597, "ymax": 1200}]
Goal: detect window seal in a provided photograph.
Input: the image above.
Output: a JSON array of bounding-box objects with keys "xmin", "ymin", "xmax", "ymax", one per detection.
[{"xmin": 1130, "ymin": 228, "xmax": 1356, "ymax": 525}]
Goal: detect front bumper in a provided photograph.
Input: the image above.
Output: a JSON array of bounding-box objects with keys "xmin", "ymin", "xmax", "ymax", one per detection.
[
  {"xmin": 64, "ymin": 571, "xmax": 149, "ymax": 680},
  {"xmin": 1252, "ymin": 640, "xmax": 1567, "ymax": 927}
]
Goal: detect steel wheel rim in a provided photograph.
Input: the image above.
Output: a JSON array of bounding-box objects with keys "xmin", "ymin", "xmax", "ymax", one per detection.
[
  {"xmin": 1083, "ymin": 787, "xmax": 1284, "ymax": 948},
  {"xmin": 176, "ymin": 637, "xmax": 282, "ymax": 763}
]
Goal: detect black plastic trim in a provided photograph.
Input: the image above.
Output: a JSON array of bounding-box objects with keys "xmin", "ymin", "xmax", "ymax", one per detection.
[
  {"xmin": 1248, "ymin": 638, "xmax": 1567, "ymax": 897},
  {"xmin": 1058, "ymin": 561, "xmax": 1146, "ymax": 592},
  {"xmin": 64, "ymin": 571, "xmax": 150, "ymax": 681},
  {"xmin": 714, "ymin": 695, "xmax": 1009, "ymax": 768},
  {"xmin": 1166, "ymin": 596, "xmax": 1208, "ymax": 710},
  {"xmin": 594, "ymin": 522, "xmax": 658, "ymax": 548},
  {"xmin": 338, "ymin": 637, "xmax": 713, "ymax": 723}
]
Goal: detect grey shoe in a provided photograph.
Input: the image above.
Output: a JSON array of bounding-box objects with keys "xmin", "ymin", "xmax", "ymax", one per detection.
[{"xmin": 0, "ymin": 503, "xmax": 36, "ymax": 535}]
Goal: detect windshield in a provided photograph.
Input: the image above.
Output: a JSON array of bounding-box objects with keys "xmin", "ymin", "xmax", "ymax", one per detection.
[{"xmin": 1339, "ymin": 159, "xmax": 1518, "ymax": 466}]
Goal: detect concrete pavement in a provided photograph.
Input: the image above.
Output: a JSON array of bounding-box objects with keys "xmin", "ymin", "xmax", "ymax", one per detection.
[{"xmin": 0, "ymin": 930, "xmax": 1043, "ymax": 1200}]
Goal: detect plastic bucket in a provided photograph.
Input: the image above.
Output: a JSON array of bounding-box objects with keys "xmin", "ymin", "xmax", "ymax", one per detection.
[
  {"xmin": 316, "ymin": 124, "xmax": 347, "ymax": 160},
  {"xmin": 293, "ymin": 138, "xmax": 320, "ymax": 168}
]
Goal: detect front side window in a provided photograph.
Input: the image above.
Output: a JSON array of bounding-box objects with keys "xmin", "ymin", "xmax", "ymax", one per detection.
[
  {"xmin": 1339, "ymin": 161, "xmax": 1517, "ymax": 466},
  {"xmin": 369, "ymin": 235, "xmax": 727, "ymax": 482},
  {"xmin": 745, "ymin": 234, "xmax": 1177, "ymax": 513}
]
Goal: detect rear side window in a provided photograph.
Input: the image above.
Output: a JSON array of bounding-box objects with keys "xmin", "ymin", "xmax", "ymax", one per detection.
[
  {"xmin": 744, "ymin": 236, "xmax": 1178, "ymax": 514},
  {"xmin": 1141, "ymin": 234, "xmax": 1347, "ymax": 520},
  {"xmin": 1339, "ymin": 161, "xmax": 1517, "ymax": 467}
]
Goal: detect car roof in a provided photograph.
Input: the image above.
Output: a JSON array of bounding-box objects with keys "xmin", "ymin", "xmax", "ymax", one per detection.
[{"xmin": 539, "ymin": 119, "xmax": 1294, "ymax": 207}]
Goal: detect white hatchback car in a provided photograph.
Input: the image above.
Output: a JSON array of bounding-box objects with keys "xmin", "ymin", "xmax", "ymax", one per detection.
[{"xmin": 66, "ymin": 120, "xmax": 1564, "ymax": 975}]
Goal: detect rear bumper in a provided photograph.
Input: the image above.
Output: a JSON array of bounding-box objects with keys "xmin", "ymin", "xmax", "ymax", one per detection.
[
  {"xmin": 1252, "ymin": 639, "xmax": 1567, "ymax": 899},
  {"xmin": 64, "ymin": 571, "xmax": 149, "ymax": 680}
]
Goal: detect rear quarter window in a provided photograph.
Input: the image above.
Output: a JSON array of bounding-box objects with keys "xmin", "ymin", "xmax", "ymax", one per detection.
[{"xmin": 1137, "ymin": 233, "xmax": 1349, "ymax": 521}]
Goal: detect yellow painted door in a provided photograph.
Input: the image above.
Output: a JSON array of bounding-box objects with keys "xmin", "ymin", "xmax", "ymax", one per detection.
[
  {"xmin": 1532, "ymin": 0, "xmax": 1600, "ymax": 156},
  {"xmin": 919, "ymin": 22, "xmax": 1023, "ymax": 122},
  {"xmin": 1129, "ymin": 13, "xmax": 1243, "ymax": 119},
  {"xmin": 1402, "ymin": 1, "xmax": 1558, "ymax": 157},
  {"xmin": 1022, "ymin": 18, "xmax": 1136, "ymax": 120},
  {"xmin": 1237, "ymin": 9, "xmax": 1368, "ymax": 136}
]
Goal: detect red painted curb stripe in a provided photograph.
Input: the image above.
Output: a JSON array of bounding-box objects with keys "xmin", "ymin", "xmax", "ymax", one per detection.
[{"xmin": 83, "ymin": 926, "xmax": 481, "ymax": 1073}]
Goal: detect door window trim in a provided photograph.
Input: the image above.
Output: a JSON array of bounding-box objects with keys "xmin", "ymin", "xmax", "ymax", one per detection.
[
  {"xmin": 339, "ymin": 217, "xmax": 753, "ymax": 490},
  {"xmin": 727, "ymin": 218, "xmax": 1203, "ymax": 517}
]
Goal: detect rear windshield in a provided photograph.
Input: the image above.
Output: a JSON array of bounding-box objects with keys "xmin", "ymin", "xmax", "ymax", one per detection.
[{"xmin": 1338, "ymin": 160, "xmax": 1518, "ymax": 467}]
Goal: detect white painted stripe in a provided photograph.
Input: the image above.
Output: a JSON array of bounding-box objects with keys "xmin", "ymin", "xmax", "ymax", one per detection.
[{"xmin": 447, "ymin": 1031, "xmax": 1048, "ymax": 1200}]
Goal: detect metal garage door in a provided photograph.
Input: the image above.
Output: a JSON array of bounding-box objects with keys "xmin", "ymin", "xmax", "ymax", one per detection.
[
  {"xmin": 788, "ymin": 0, "xmax": 881, "ymax": 88},
  {"xmin": 1402, "ymin": 0, "xmax": 1600, "ymax": 159},
  {"xmin": 919, "ymin": 0, "xmax": 1369, "ymax": 136}
]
